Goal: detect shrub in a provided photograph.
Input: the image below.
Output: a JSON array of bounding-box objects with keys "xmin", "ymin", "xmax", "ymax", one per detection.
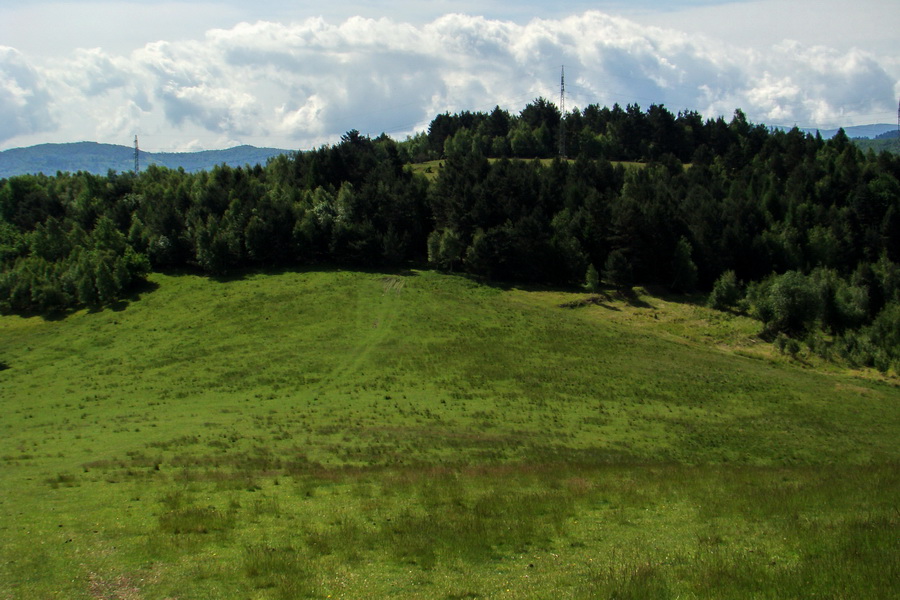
[
  {"xmin": 708, "ymin": 270, "xmax": 742, "ymax": 310},
  {"xmin": 584, "ymin": 263, "xmax": 601, "ymax": 293},
  {"xmin": 754, "ymin": 271, "xmax": 819, "ymax": 338}
]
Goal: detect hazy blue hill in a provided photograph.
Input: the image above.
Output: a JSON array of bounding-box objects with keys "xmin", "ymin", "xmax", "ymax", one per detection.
[
  {"xmin": 0, "ymin": 142, "xmax": 292, "ymax": 178},
  {"xmin": 146, "ymin": 145, "xmax": 293, "ymax": 172},
  {"xmin": 0, "ymin": 142, "xmax": 134, "ymax": 177},
  {"xmin": 767, "ymin": 123, "xmax": 894, "ymax": 140},
  {"xmin": 843, "ymin": 123, "xmax": 896, "ymax": 139},
  {"xmin": 800, "ymin": 123, "xmax": 895, "ymax": 139}
]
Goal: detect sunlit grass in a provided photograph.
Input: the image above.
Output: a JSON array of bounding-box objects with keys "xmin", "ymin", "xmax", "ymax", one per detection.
[
  {"xmin": 1, "ymin": 268, "xmax": 897, "ymax": 598},
  {"xmin": 406, "ymin": 158, "xmax": 653, "ymax": 181}
]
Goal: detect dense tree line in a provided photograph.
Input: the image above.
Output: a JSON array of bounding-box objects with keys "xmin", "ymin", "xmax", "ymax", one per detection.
[
  {"xmin": 1, "ymin": 103, "xmax": 898, "ymax": 371},
  {"xmin": 400, "ymin": 99, "xmax": 765, "ymax": 164}
]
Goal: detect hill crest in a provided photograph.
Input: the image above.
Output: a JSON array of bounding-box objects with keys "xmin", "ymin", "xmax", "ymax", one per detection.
[{"xmin": 0, "ymin": 141, "xmax": 292, "ymax": 178}]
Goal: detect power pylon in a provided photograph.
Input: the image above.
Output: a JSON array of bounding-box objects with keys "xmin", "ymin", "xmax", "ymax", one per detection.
[{"xmin": 558, "ymin": 65, "xmax": 566, "ymax": 158}]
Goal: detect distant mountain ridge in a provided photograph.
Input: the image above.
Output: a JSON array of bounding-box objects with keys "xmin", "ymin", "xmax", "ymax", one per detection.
[
  {"xmin": 772, "ymin": 123, "xmax": 897, "ymax": 140},
  {"xmin": 791, "ymin": 123, "xmax": 896, "ymax": 140},
  {"xmin": 0, "ymin": 142, "xmax": 293, "ymax": 178}
]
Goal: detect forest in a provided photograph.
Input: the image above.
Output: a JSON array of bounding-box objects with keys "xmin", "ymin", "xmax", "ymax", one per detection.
[{"xmin": 1, "ymin": 100, "xmax": 899, "ymax": 372}]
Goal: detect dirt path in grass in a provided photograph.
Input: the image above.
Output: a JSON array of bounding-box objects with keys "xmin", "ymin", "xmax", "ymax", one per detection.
[{"xmin": 316, "ymin": 275, "xmax": 405, "ymax": 391}]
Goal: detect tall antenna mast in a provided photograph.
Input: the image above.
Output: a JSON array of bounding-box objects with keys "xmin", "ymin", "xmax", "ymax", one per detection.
[
  {"xmin": 134, "ymin": 135, "xmax": 140, "ymax": 173},
  {"xmin": 558, "ymin": 65, "xmax": 566, "ymax": 158}
]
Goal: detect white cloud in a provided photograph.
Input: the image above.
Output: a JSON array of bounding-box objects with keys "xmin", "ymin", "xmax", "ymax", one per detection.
[
  {"xmin": 629, "ymin": 0, "xmax": 899, "ymax": 57},
  {"xmin": 0, "ymin": 11, "xmax": 897, "ymax": 151},
  {"xmin": 0, "ymin": 47, "xmax": 56, "ymax": 142}
]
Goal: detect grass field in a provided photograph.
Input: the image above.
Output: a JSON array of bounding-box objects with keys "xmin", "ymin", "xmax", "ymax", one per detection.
[
  {"xmin": 1, "ymin": 269, "xmax": 897, "ymax": 599},
  {"xmin": 406, "ymin": 158, "xmax": 649, "ymax": 180}
]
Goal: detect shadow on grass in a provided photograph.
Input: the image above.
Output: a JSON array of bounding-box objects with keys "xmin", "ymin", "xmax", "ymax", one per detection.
[
  {"xmin": 475, "ymin": 275, "xmax": 662, "ymax": 310},
  {"xmin": 558, "ymin": 286, "xmax": 656, "ymax": 309},
  {"xmin": 0, "ymin": 275, "xmax": 162, "ymax": 321},
  {"xmin": 159, "ymin": 262, "xmax": 424, "ymax": 285},
  {"xmin": 6, "ymin": 263, "xmax": 426, "ymax": 321},
  {"xmin": 109, "ymin": 278, "xmax": 161, "ymax": 311},
  {"xmin": 559, "ymin": 294, "xmax": 621, "ymax": 312},
  {"xmin": 617, "ymin": 287, "xmax": 655, "ymax": 309},
  {"xmin": 477, "ymin": 276, "xmax": 577, "ymax": 295},
  {"xmin": 641, "ymin": 284, "xmax": 707, "ymax": 305},
  {"xmin": 1, "ymin": 304, "xmax": 73, "ymax": 321}
]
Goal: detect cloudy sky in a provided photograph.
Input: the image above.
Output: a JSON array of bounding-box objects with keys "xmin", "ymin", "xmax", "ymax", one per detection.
[{"xmin": 1, "ymin": 0, "xmax": 897, "ymax": 152}]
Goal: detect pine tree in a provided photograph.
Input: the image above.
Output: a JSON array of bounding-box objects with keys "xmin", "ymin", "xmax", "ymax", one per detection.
[
  {"xmin": 604, "ymin": 249, "xmax": 632, "ymax": 291},
  {"xmin": 670, "ymin": 236, "xmax": 698, "ymax": 292}
]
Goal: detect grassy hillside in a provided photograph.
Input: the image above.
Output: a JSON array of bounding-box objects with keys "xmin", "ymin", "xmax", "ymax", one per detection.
[
  {"xmin": 1, "ymin": 269, "xmax": 897, "ymax": 598},
  {"xmin": 853, "ymin": 136, "xmax": 900, "ymax": 155},
  {"xmin": 406, "ymin": 158, "xmax": 652, "ymax": 180}
]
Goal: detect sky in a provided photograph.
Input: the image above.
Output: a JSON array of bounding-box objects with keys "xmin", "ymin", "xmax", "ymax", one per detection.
[{"xmin": 0, "ymin": 0, "xmax": 897, "ymax": 152}]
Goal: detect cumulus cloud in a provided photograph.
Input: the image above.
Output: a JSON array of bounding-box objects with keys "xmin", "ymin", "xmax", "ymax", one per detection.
[
  {"xmin": 60, "ymin": 48, "xmax": 131, "ymax": 97},
  {"xmin": 0, "ymin": 46, "xmax": 56, "ymax": 142},
  {"xmin": 0, "ymin": 11, "xmax": 897, "ymax": 150}
]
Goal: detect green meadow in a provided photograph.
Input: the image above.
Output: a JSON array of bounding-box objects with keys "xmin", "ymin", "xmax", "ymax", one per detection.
[
  {"xmin": 1, "ymin": 269, "xmax": 897, "ymax": 599},
  {"xmin": 406, "ymin": 158, "xmax": 649, "ymax": 180}
]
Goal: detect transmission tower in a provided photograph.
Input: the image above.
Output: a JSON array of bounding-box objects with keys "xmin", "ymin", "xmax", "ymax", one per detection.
[
  {"xmin": 558, "ymin": 65, "xmax": 567, "ymax": 158},
  {"xmin": 134, "ymin": 135, "xmax": 140, "ymax": 173}
]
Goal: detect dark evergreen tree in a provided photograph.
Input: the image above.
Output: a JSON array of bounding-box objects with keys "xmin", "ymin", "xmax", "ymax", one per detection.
[
  {"xmin": 670, "ymin": 236, "xmax": 698, "ymax": 293},
  {"xmin": 604, "ymin": 248, "xmax": 633, "ymax": 291}
]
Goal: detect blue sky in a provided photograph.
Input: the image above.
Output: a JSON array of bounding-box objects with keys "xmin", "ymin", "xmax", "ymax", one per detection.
[{"xmin": 1, "ymin": 0, "xmax": 897, "ymax": 151}]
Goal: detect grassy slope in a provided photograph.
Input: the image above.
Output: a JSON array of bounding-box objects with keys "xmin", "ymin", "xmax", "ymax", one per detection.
[
  {"xmin": 406, "ymin": 158, "xmax": 648, "ymax": 181},
  {"xmin": 1, "ymin": 269, "xmax": 897, "ymax": 599}
]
